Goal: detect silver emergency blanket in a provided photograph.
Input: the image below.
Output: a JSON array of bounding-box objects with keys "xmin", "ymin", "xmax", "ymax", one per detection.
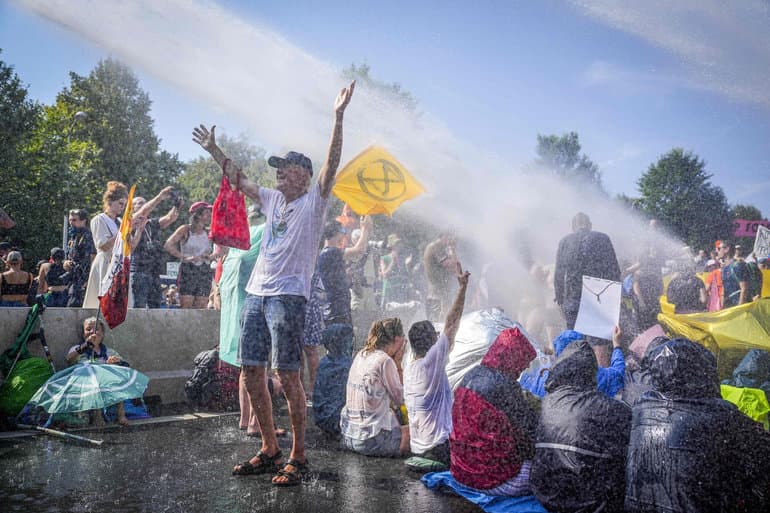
[{"xmin": 445, "ymin": 308, "xmax": 542, "ymax": 389}]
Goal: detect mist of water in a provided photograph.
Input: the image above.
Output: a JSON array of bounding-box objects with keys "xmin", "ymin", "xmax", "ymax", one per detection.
[{"xmin": 19, "ymin": 0, "xmax": 687, "ymax": 327}]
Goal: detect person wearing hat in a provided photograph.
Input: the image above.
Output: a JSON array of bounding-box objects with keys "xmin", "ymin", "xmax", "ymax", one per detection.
[
  {"xmin": 192, "ymin": 80, "xmax": 355, "ymax": 486},
  {"xmin": 0, "ymin": 250, "xmax": 34, "ymax": 307},
  {"xmin": 37, "ymin": 247, "xmax": 71, "ymax": 307},
  {"xmin": 164, "ymin": 201, "xmax": 220, "ymax": 309},
  {"xmin": 130, "ymin": 186, "xmax": 181, "ymax": 309}
]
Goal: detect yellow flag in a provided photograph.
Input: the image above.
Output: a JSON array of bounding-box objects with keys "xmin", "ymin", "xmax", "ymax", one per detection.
[
  {"xmin": 333, "ymin": 146, "xmax": 425, "ymax": 216},
  {"xmin": 119, "ymin": 185, "xmax": 136, "ymax": 257}
]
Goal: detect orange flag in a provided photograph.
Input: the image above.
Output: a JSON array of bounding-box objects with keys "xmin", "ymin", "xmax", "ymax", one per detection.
[{"xmin": 99, "ymin": 185, "xmax": 135, "ymax": 329}]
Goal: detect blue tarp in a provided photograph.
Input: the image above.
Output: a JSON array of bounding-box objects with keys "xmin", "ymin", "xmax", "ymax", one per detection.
[{"xmin": 421, "ymin": 471, "xmax": 549, "ymax": 513}]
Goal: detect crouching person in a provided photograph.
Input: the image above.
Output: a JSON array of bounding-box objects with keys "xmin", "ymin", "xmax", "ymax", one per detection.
[
  {"xmin": 66, "ymin": 316, "xmax": 130, "ymax": 426},
  {"xmin": 312, "ymin": 324, "xmax": 355, "ymax": 437},
  {"xmin": 403, "ymin": 262, "xmax": 469, "ymax": 467},
  {"xmin": 449, "ymin": 327, "xmax": 538, "ymax": 496},
  {"xmin": 530, "ymin": 339, "xmax": 631, "ymax": 513},
  {"xmin": 340, "ymin": 318, "xmax": 410, "ymax": 457},
  {"xmin": 625, "ymin": 338, "xmax": 770, "ymax": 513}
]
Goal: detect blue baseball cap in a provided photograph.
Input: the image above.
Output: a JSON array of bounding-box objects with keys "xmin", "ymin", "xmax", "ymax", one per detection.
[{"xmin": 268, "ymin": 151, "xmax": 313, "ymax": 176}]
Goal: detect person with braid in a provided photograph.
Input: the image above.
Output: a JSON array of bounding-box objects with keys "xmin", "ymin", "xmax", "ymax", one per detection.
[{"xmin": 340, "ymin": 317, "xmax": 410, "ymax": 457}]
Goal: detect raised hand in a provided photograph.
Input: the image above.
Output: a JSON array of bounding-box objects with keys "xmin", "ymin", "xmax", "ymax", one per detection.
[
  {"xmin": 334, "ymin": 80, "xmax": 356, "ymax": 115},
  {"xmin": 192, "ymin": 124, "xmax": 217, "ymax": 154},
  {"xmin": 456, "ymin": 261, "xmax": 470, "ymax": 288}
]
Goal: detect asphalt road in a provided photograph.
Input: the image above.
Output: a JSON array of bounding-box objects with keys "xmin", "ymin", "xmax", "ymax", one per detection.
[{"xmin": 0, "ymin": 408, "xmax": 483, "ymax": 513}]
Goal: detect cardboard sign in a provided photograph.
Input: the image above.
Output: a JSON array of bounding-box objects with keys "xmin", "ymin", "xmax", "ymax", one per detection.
[
  {"xmin": 754, "ymin": 225, "xmax": 770, "ymax": 259},
  {"xmin": 574, "ymin": 276, "xmax": 622, "ymax": 341}
]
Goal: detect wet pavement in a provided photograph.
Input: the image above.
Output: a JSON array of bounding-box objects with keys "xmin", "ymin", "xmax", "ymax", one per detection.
[{"xmin": 0, "ymin": 407, "xmax": 482, "ymax": 513}]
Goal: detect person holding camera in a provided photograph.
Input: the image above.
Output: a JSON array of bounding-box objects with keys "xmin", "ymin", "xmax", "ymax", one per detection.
[{"xmin": 130, "ymin": 186, "xmax": 181, "ymax": 308}]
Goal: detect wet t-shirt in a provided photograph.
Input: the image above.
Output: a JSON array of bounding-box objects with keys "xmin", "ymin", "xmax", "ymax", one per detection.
[{"xmin": 246, "ymin": 184, "xmax": 327, "ymax": 298}]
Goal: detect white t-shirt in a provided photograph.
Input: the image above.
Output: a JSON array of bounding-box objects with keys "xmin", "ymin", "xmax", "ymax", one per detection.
[
  {"xmin": 403, "ymin": 333, "xmax": 452, "ymax": 453},
  {"xmin": 340, "ymin": 349, "xmax": 403, "ymax": 441},
  {"xmin": 246, "ymin": 184, "xmax": 327, "ymax": 298}
]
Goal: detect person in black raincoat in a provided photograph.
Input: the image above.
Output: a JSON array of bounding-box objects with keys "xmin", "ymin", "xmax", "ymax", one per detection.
[
  {"xmin": 530, "ymin": 339, "xmax": 631, "ymax": 513},
  {"xmin": 625, "ymin": 338, "xmax": 770, "ymax": 513}
]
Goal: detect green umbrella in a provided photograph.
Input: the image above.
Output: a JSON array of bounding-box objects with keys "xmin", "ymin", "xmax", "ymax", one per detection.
[{"xmin": 25, "ymin": 362, "xmax": 149, "ymax": 414}]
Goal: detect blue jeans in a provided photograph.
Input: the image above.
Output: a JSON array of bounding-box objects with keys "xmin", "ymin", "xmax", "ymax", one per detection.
[
  {"xmin": 131, "ymin": 271, "xmax": 162, "ymax": 309},
  {"xmin": 238, "ymin": 294, "xmax": 307, "ymax": 371},
  {"xmin": 45, "ymin": 290, "xmax": 69, "ymax": 307}
]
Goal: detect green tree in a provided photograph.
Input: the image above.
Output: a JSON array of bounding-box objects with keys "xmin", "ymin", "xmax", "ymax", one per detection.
[
  {"xmin": 731, "ymin": 204, "xmax": 763, "ymax": 221},
  {"xmin": 637, "ymin": 148, "xmax": 733, "ymax": 250},
  {"xmin": 535, "ymin": 132, "xmax": 603, "ymax": 189},
  {"xmin": 57, "ymin": 58, "xmax": 185, "ymax": 197},
  {"xmin": 0, "ymin": 51, "xmax": 40, "ymax": 178},
  {"xmin": 342, "ymin": 63, "xmax": 418, "ymax": 113}
]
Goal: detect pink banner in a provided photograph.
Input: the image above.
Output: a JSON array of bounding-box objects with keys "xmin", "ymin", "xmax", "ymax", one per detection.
[{"xmin": 733, "ymin": 219, "xmax": 770, "ymax": 237}]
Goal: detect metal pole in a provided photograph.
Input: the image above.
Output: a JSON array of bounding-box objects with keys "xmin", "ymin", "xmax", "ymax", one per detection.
[{"xmin": 63, "ymin": 215, "xmax": 68, "ymax": 256}]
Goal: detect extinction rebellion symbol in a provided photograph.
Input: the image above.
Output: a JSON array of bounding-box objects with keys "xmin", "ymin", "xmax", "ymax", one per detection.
[{"xmin": 356, "ymin": 159, "xmax": 407, "ymax": 201}]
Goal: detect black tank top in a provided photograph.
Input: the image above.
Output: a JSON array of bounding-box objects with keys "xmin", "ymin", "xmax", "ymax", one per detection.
[{"xmin": 1, "ymin": 273, "xmax": 32, "ymax": 296}]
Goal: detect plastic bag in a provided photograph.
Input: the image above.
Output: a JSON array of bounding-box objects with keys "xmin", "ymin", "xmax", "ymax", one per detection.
[
  {"xmin": 445, "ymin": 308, "xmax": 537, "ymax": 389},
  {"xmin": 209, "ymin": 163, "xmax": 250, "ymax": 250}
]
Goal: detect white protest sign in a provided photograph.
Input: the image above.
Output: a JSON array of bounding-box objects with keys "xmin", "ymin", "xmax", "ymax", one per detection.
[
  {"xmin": 754, "ymin": 225, "xmax": 770, "ymax": 259},
  {"xmin": 574, "ymin": 275, "xmax": 622, "ymax": 341}
]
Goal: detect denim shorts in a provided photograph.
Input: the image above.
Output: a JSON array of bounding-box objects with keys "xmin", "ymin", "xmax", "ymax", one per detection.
[
  {"xmin": 342, "ymin": 427, "xmax": 402, "ymax": 458},
  {"xmin": 238, "ymin": 294, "xmax": 307, "ymax": 371}
]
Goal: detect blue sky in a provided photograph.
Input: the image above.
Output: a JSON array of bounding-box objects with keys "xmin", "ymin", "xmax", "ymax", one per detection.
[{"xmin": 2, "ymin": 0, "xmax": 769, "ymax": 217}]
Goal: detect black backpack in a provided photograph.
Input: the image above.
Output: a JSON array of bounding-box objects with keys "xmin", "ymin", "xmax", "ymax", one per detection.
[
  {"xmin": 184, "ymin": 348, "xmax": 220, "ymax": 407},
  {"xmin": 746, "ymin": 261, "xmax": 764, "ymax": 300}
]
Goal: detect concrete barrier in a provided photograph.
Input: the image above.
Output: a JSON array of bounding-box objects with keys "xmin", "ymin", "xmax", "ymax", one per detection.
[{"xmin": 0, "ymin": 307, "xmax": 220, "ymax": 405}]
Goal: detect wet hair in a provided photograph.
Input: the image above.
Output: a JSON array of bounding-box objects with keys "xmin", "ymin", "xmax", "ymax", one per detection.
[
  {"xmin": 408, "ymin": 320, "xmax": 438, "ymax": 358},
  {"xmin": 81, "ymin": 316, "xmax": 106, "ymax": 339},
  {"xmin": 69, "ymin": 208, "xmax": 89, "ymax": 221},
  {"xmin": 362, "ymin": 318, "xmax": 403, "ymax": 355},
  {"xmin": 102, "ymin": 181, "xmax": 128, "ymax": 212},
  {"xmin": 572, "ymin": 212, "xmax": 592, "ymax": 232}
]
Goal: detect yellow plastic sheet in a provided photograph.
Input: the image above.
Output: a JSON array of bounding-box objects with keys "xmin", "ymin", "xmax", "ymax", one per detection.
[
  {"xmin": 332, "ymin": 146, "xmax": 425, "ymax": 216},
  {"xmin": 762, "ymin": 269, "xmax": 770, "ymax": 298},
  {"xmin": 658, "ymin": 299, "xmax": 770, "ymax": 377},
  {"xmin": 721, "ymin": 384, "xmax": 770, "ymax": 429}
]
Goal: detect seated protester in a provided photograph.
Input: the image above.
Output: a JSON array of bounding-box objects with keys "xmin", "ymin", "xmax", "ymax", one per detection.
[
  {"xmin": 450, "ymin": 327, "xmax": 538, "ymax": 496},
  {"xmin": 66, "ymin": 316, "xmax": 130, "ymax": 426},
  {"xmin": 625, "ymin": 338, "xmax": 770, "ymax": 513},
  {"xmin": 340, "ymin": 318, "xmax": 410, "ymax": 457},
  {"xmin": 520, "ymin": 328, "xmax": 625, "ymax": 399},
  {"xmin": 403, "ymin": 263, "xmax": 470, "ymax": 467},
  {"xmin": 313, "ymin": 324, "xmax": 355, "ymax": 437},
  {"xmin": 530, "ymin": 338, "xmax": 632, "ymax": 513}
]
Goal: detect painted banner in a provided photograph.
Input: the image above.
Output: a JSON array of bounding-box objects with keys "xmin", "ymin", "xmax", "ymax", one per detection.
[
  {"xmin": 755, "ymin": 225, "xmax": 770, "ymax": 259},
  {"xmin": 574, "ymin": 276, "xmax": 622, "ymax": 341},
  {"xmin": 733, "ymin": 219, "xmax": 770, "ymax": 238}
]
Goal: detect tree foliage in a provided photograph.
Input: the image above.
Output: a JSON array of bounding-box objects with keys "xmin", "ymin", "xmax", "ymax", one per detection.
[
  {"xmin": 57, "ymin": 59, "xmax": 185, "ymax": 195},
  {"xmin": 731, "ymin": 204, "xmax": 763, "ymax": 221},
  {"xmin": 535, "ymin": 132, "xmax": 603, "ymax": 190},
  {"xmin": 637, "ymin": 148, "xmax": 733, "ymax": 250},
  {"xmin": 342, "ymin": 63, "xmax": 418, "ymax": 113}
]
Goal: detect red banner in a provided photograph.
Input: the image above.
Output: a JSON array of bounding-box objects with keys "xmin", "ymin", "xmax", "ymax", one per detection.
[{"xmin": 733, "ymin": 219, "xmax": 770, "ymax": 237}]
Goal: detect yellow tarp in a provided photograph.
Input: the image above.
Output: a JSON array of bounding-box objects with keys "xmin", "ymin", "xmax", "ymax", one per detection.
[
  {"xmin": 658, "ymin": 299, "xmax": 770, "ymax": 377},
  {"xmin": 332, "ymin": 146, "xmax": 425, "ymax": 216},
  {"xmin": 721, "ymin": 384, "xmax": 770, "ymax": 429},
  {"xmin": 762, "ymin": 269, "xmax": 770, "ymax": 298}
]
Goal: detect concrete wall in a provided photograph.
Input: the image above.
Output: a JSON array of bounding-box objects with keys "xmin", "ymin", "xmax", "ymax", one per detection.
[{"xmin": 0, "ymin": 307, "xmax": 220, "ymax": 404}]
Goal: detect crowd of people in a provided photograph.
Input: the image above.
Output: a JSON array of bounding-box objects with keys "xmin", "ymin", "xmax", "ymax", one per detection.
[{"xmin": 2, "ymin": 80, "xmax": 770, "ymax": 509}]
